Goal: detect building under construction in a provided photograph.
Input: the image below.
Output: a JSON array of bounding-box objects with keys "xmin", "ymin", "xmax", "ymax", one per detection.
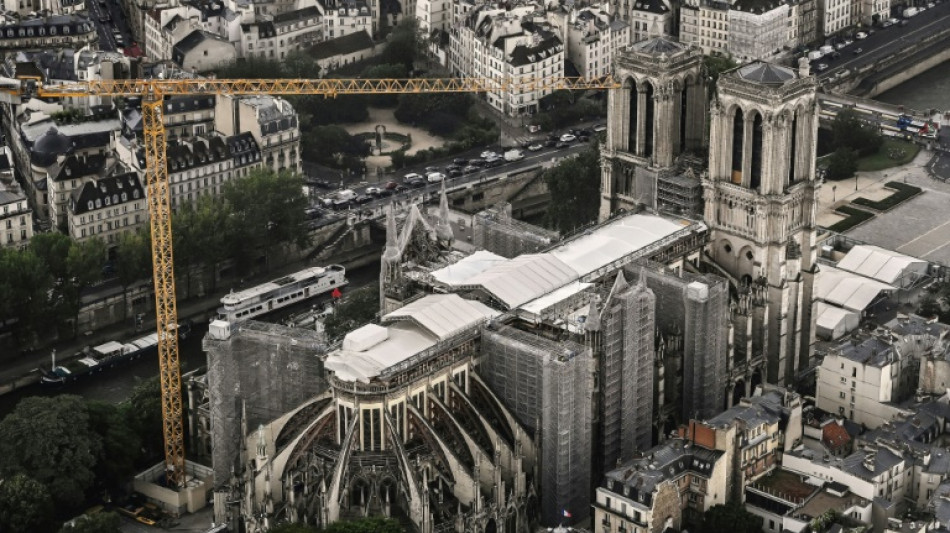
[
  {"xmin": 479, "ymin": 324, "xmax": 594, "ymax": 526},
  {"xmin": 472, "ymin": 203, "xmax": 558, "ymax": 259}
]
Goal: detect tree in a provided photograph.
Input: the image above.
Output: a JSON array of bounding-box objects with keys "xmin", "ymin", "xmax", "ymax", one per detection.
[
  {"xmin": 302, "ymin": 125, "xmax": 371, "ymax": 170},
  {"xmin": 702, "ymin": 502, "xmax": 763, "ymax": 533},
  {"xmin": 0, "ymin": 395, "xmax": 102, "ymax": 510},
  {"xmin": 0, "ymin": 474, "xmax": 54, "ymax": 533},
  {"xmin": 703, "ymin": 54, "xmax": 739, "ymax": 97},
  {"xmin": 58, "ymin": 511, "xmax": 122, "ymax": 533},
  {"xmin": 267, "ymin": 524, "xmax": 320, "ymax": 533},
  {"xmin": 63, "ymin": 237, "xmax": 107, "ymax": 335},
  {"xmin": 544, "ymin": 143, "xmax": 602, "ymax": 233},
  {"xmin": 86, "ymin": 400, "xmax": 143, "ymax": 489},
  {"xmin": 29, "ymin": 232, "xmax": 73, "ymax": 281},
  {"xmin": 115, "ymin": 229, "xmax": 151, "ymax": 319},
  {"xmin": 825, "ymin": 147, "xmax": 858, "ymax": 181},
  {"xmin": 224, "ymin": 169, "xmax": 311, "ymax": 272},
  {"xmin": 380, "ymin": 17, "xmax": 422, "ymax": 71},
  {"xmin": 831, "ymin": 109, "xmax": 883, "ymax": 157},
  {"xmin": 123, "ymin": 377, "xmax": 164, "ymax": 460},
  {"xmin": 361, "ymin": 63, "xmax": 409, "ymax": 107},
  {"xmin": 0, "ymin": 247, "xmax": 54, "ymax": 347},
  {"xmin": 324, "ymin": 285, "xmax": 380, "ymax": 340}
]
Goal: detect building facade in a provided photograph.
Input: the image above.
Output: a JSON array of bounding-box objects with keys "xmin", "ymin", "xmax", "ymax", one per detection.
[
  {"xmin": 600, "ymin": 38, "xmax": 707, "ymax": 219},
  {"xmin": 67, "ymin": 172, "xmax": 148, "ymax": 248},
  {"xmin": 0, "ymin": 147, "xmax": 33, "ymax": 249},
  {"xmin": 702, "ymin": 60, "xmax": 819, "ymax": 387}
]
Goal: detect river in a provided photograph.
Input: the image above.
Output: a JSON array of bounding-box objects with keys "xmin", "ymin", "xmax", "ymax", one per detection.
[
  {"xmin": 876, "ymin": 64, "xmax": 950, "ymax": 113},
  {"xmin": 0, "ymin": 264, "xmax": 380, "ymax": 418}
]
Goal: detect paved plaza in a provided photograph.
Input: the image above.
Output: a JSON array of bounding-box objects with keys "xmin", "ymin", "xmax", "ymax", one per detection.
[{"xmin": 818, "ymin": 148, "xmax": 950, "ymax": 265}]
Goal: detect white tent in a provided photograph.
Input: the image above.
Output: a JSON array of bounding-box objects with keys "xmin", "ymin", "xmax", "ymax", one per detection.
[
  {"xmin": 836, "ymin": 245, "xmax": 928, "ymax": 286},
  {"xmin": 816, "ymin": 302, "xmax": 861, "ymax": 340}
]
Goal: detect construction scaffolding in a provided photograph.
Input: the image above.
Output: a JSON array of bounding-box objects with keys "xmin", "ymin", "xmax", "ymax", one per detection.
[
  {"xmin": 656, "ymin": 168, "xmax": 704, "ymax": 218},
  {"xmin": 638, "ymin": 263, "xmax": 729, "ymax": 421},
  {"xmin": 479, "ymin": 324, "xmax": 593, "ymax": 527},
  {"xmin": 472, "ymin": 203, "xmax": 559, "ymax": 259},
  {"xmin": 600, "ymin": 272, "xmax": 656, "ymax": 469},
  {"xmin": 202, "ymin": 320, "xmax": 327, "ymax": 486}
]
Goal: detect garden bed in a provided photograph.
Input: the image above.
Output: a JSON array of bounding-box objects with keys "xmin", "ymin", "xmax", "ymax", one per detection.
[
  {"xmin": 827, "ymin": 205, "xmax": 875, "ymax": 233},
  {"xmin": 851, "ymin": 181, "xmax": 922, "ymax": 212}
]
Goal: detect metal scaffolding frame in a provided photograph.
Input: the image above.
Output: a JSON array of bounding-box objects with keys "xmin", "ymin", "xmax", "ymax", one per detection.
[
  {"xmin": 472, "ymin": 204, "xmax": 558, "ymax": 259},
  {"xmin": 203, "ymin": 321, "xmax": 327, "ymax": 486},
  {"xmin": 479, "ymin": 324, "xmax": 593, "ymax": 526}
]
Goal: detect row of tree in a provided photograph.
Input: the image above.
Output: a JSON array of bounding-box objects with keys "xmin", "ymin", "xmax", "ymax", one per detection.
[
  {"xmin": 0, "ymin": 234, "xmax": 107, "ymax": 347},
  {"xmin": 0, "ymin": 380, "xmax": 162, "ymax": 532},
  {"xmin": 0, "ymin": 169, "xmax": 309, "ymax": 351},
  {"xmin": 544, "ymin": 142, "xmax": 602, "ymax": 234}
]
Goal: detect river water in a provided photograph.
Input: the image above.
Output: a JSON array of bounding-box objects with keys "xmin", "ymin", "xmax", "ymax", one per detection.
[
  {"xmin": 0, "ymin": 264, "xmax": 380, "ymax": 418},
  {"xmin": 876, "ymin": 65, "xmax": 950, "ymax": 113}
]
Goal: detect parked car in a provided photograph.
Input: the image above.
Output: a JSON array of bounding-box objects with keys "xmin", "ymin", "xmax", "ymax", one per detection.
[
  {"xmin": 448, "ymin": 168, "xmax": 463, "ymax": 178},
  {"xmin": 426, "ymin": 172, "xmax": 445, "ymax": 183},
  {"xmin": 578, "ymin": 134, "xmax": 590, "ymax": 142},
  {"xmin": 403, "ymin": 172, "xmax": 422, "ymax": 184},
  {"xmin": 555, "ymin": 141, "xmax": 570, "ymax": 149},
  {"xmin": 453, "ymin": 158, "xmax": 468, "ymax": 165},
  {"xmin": 817, "ymin": 63, "xmax": 829, "ymax": 71},
  {"xmin": 593, "ymin": 124, "xmax": 607, "ymax": 132},
  {"xmin": 384, "ymin": 181, "xmax": 399, "ymax": 190},
  {"xmin": 469, "ymin": 158, "xmax": 487, "ymax": 167},
  {"xmin": 544, "ymin": 139, "xmax": 557, "ymax": 148},
  {"xmin": 484, "ymin": 157, "xmax": 503, "ymax": 168},
  {"xmin": 853, "ymin": 48, "xmax": 863, "ymax": 54},
  {"xmin": 559, "ymin": 133, "xmax": 576, "ymax": 143},
  {"xmin": 480, "ymin": 150, "xmax": 499, "ymax": 159},
  {"xmin": 365, "ymin": 186, "xmax": 381, "ymax": 195},
  {"xmin": 462, "ymin": 165, "xmax": 479, "ymax": 174},
  {"xmin": 528, "ymin": 143, "xmax": 543, "ymax": 152}
]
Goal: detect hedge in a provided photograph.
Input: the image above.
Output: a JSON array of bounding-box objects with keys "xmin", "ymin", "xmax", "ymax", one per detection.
[
  {"xmin": 827, "ymin": 205, "xmax": 875, "ymax": 233},
  {"xmin": 851, "ymin": 181, "xmax": 922, "ymax": 212}
]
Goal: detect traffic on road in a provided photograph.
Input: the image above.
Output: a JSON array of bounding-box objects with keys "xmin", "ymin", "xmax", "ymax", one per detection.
[{"xmin": 85, "ymin": 0, "xmax": 133, "ymax": 52}]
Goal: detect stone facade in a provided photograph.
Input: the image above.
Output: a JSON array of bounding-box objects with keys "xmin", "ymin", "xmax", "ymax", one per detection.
[
  {"xmin": 702, "ymin": 60, "xmax": 820, "ymax": 387},
  {"xmin": 600, "ymin": 38, "xmax": 706, "ymax": 220}
]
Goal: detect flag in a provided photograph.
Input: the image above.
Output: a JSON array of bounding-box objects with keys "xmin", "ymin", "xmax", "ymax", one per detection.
[{"xmin": 562, "ymin": 509, "xmax": 572, "ymax": 518}]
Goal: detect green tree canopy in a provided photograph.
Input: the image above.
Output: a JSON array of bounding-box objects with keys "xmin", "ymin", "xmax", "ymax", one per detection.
[
  {"xmin": 324, "ymin": 285, "xmax": 380, "ymax": 340},
  {"xmin": 123, "ymin": 377, "xmax": 164, "ymax": 459},
  {"xmin": 380, "ymin": 17, "xmax": 421, "ymax": 71},
  {"xmin": 29, "ymin": 232, "xmax": 73, "ymax": 281},
  {"xmin": 0, "ymin": 395, "xmax": 102, "ymax": 510},
  {"xmin": 86, "ymin": 400, "xmax": 143, "ymax": 489},
  {"xmin": 58, "ymin": 511, "xmax": 122, "ymax": 533},
  {"xmin": 702, "ymin": 502, "xmax": 763, "ymax": 533},
  {"xmin": 0, "ymin": 246, "xmax": 54, "ymax": 346},
  {"xmin": 544, "ymin": 143, "xmax": 602, "ymax": 233},
  {"xmin": 302, "ymin": 125, "xmax": 371, "ymax": 170},
  {"xmin": 831, "ymin": 109, "xmax": 883, "ymax": 157},
  {"xmin": 0, "ymin": 473, "xmax": 54, "ymax": 533},
  {"xmin": 825, "ymin": 147, "xmax": 858, "ymax": 181}
]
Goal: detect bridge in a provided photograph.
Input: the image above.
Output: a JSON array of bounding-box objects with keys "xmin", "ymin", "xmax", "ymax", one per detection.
[{"xmin": 816, "ymin": 93, "xmax": 943, "ymax": 143}]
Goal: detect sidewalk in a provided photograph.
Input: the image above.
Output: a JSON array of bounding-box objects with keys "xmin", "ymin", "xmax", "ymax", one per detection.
[{"xmin": 0, "ymin": 256, "xmax": 320, "ymax": 389}]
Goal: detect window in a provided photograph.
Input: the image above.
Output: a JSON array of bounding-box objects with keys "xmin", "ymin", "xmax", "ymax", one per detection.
[{"xmin": 839, "ymin": 392, "xmax": 846, "ymax": 399}]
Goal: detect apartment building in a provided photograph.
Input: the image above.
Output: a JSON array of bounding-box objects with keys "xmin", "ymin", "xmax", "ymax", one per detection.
[
  {"xmin": 0, "ymin": 13, "xmax": 98, "ymax": 52},
  {"xmin": 555, "ymin": 6, "xmax": 630, "ymax": 79},
  {"xmin": 594, "ymin": 438, "xmax": 728, "ymax": 532},
  {"xmin": 614, "ymin": 0, "xmax": 674, "ymax": 42},
  {"xmin": 819, "ymin": 0, "xmax": 851, "ymax": 36},
  {"xmin": 320, "ymin": 0, "xmax": 373, "ymax": 40},
  {"xmin": 309, "ymin": 30, "xmax": 378, "ymax": 73},
  {"xmin": 0, "ymin": 148, "xmax": 33, "ymax": 249},
  {"xmin": 67, "ymin": 172, "xmax": 147, "ymax": 248},
  {"xmin": 416, "ymin": 0, "xmax": 450, "ymax": 32},
  {"xmin": 215, "ymin": 94, "xmax": 301, "ymax": 174},
  {"xmin": 679, "ymin": 1, "xmax": 729, "ymax": 54},
  {"xmin": 239, "ymin": 6, "xmax": 323, "ymax": 60},
  {"xmin": 47, "ymin": 153, "xmax": 123, "ymax": 233},
  {"xmin": 450, "ymin": 6, "xmax": 564, "ymax": 117},
  {"xmin": 172, "ymin": 29, "xmax": 237, "ymax": 72},
  {"xmin": 728, "ymin": 0, "xmax": 789, "ymax": 61}
]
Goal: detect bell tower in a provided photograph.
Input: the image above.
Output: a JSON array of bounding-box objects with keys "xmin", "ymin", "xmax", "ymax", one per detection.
[
  {"xmin": 702, "ymin": 60, "xmax": 820, "ymax": 386},
  {"xmin": 600, "ymin": 38, "xmax": 707, "ymax": 221}
]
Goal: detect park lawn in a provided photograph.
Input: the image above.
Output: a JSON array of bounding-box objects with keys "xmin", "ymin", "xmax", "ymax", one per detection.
[{"xmin": 856, "ymin": 138, "xmax": 920, "ymax": 172}]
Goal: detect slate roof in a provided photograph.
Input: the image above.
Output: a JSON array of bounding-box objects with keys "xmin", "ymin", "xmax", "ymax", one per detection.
[
  {"xmin": 736, "ymin": 62, "xmax": 797, "ymax": 85},
  {"xmin": 630, "ymin": 36, "xmax": 685, "ymax": 55},
  {"xmin": 603, "ymin": 439, "xmax": 723, "ymax": 509},
  {"xmin": 50, "ymin": 153, "xmax": 109, "ymax": 182},
  {"xmin": 70, "ymin": 172, "xmax": 144, "ymax": 215},
  {"xmin": 273, "ymin": 6, "xmax": 320, "ymax": 24},
  {"xmin": 840, "ymin": 447, "xmax": 907, "ymax": 481},
  {"xmin": 631, "ymin": 0, "xmax": 671, "ymax": 13},
  {"xmin": 308, "ymin": 30, "xmax": 375, "ymax": 60},
  {"xmin": 174, "ymin": 29, "xmax": 213, "ymax": 54},
  {"xmin": 508, "ymin": 35, "xmax": 563, "ymax": 67}
]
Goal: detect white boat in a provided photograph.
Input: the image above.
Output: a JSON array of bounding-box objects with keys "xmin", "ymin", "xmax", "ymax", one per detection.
[{"xmin": 217, "ymin": 265, "xmax": 347, "ymax": 323}]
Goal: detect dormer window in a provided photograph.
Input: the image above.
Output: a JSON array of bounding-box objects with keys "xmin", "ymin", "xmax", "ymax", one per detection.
[
  {"xmin": 121, "ymin": 192, "xmax": 127, "ymax": 202},
  {"xmin": 87, "ymin": 200, "xmax": 94, "ymax": 210},
  {"xmin": 112, "ymin": 194, "xmax": 119, "ymax": 204}
]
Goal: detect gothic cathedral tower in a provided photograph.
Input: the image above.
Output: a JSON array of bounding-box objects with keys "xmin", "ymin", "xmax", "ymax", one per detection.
[
  {"xmin": 702, "ymin": 61, "xmax": 820, "ymax": 386},
  {"xmin": 600, "ymin": 38, "xmax": 707, "ymax": 221}
]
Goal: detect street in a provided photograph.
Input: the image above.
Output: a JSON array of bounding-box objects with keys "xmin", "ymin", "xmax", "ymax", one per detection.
[
  {"xmin": 815, "ymin": 1, "xmax": 950, "ymax": 79},
  {"xmin": 85, "ymin": 0, "xmax": 133, "ymax": 52}
]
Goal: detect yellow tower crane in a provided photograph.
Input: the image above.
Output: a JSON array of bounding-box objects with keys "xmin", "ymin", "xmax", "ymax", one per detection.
[{"xmin": 0, "ymin": 74, "xmax": 619, "ymax": 487}]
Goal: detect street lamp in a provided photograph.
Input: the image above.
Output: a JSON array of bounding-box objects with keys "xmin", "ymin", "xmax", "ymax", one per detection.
[{"xmin": 832, "ymin": 184, "xmax": 837, "ymax": 203}]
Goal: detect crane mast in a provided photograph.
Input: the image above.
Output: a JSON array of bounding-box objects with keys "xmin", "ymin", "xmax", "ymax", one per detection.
[{"xmin": 3, "ymin": 75, "xmax": 619, "ymax": 488}]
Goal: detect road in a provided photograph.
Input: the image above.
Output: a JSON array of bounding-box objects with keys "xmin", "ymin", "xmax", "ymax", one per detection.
[
  {"xmin": 84, "ymin": 0, "xmax": 133, "ymax": 52},
  {"xmin": 305, "ymin": 132, "xmax": 600, "ymax": 213},
  {"xmin": 815, "ymin": 1, "xmax": 950, "ymax": 80}
]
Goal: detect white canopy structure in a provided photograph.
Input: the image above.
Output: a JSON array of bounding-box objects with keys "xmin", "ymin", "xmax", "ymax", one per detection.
[
  {"xmin": 836, "ymin": 245, "xmax": 928, "ymax": 286},
  {"xmin": 816, "ymin": 302, "xmax": 862, "ymax": 341},
  {"xmin": 817, "ymin": 265, "xmax": 893, "ymax": 312}
]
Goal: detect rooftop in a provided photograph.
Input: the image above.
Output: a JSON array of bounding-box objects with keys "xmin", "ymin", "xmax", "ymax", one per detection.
[
  {"xmin": 750, "ymin": 469, "xmax": 819, "ymax": 504},
  {"xmin": 324, "ymin": 294, "xmax": 498, "ymax": 383},
  {"xmin": 735, "ymin": 62, "xmax": 797, "ymax": 85},
  {"xmin": 836, "ymin": 244, "xmax": 927, "ymax": 285}
]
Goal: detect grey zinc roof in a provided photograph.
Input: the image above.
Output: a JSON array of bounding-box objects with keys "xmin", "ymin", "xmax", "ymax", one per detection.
[
  {"xmin": 463, "ymin": 253, "xmax": 579, "ymax": 309},
  {"xmin": 630, "ymin": 37, "xmax": 685, "ymax": 55},
  {"xmin": 383, "ymin": 294, "xmax": 499, "ymax": 339},
  {"xmin": 736, "ymin": 62, "xmax": 797, "ymax": 85},
  {"xmin": 308, "ymin": 30, "xmax": 375, "ymax": 60},
  {"xmin": 604, "ymin": 439, "xmax": 723, "ymax": 504},
  {"xmin": 841, "ymin": 447, "xmax": 906, "ymax": 480}
]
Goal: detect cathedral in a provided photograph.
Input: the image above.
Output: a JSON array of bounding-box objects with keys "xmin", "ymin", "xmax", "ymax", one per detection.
[{"xmin": 600, "ymin": 38, "xmax": 821, "ymax": 387}]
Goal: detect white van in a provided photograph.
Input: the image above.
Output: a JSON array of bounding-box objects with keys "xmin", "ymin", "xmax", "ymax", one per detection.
[
  {"xmin": 504, "ymin": 149, "xmax": 524, "ymax": 162},
  {"xmin": 337, "ymin": 189, "xmax": 357, "ymax": 202}
]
